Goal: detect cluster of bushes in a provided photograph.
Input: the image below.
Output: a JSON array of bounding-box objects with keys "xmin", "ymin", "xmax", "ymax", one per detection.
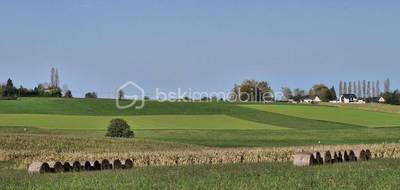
[{"xmin": 382, "ymin": 90, "xmax": 400, "ymax": 105}]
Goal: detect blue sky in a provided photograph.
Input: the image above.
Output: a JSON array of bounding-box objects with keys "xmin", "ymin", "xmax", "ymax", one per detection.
[{"xmin": 1, "ymin": 1, "xmax": 399, "ymax": 98}]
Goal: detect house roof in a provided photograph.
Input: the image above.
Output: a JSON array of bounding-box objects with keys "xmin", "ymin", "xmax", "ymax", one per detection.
[{"xmin": 341, "ymin": 94, "xmax": 357, "ymax": 99}]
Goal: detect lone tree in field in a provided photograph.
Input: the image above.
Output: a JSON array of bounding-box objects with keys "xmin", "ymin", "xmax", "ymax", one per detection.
[{"xmin": 106, "ymin": 119, "xmax": 134, "ymax": 138}]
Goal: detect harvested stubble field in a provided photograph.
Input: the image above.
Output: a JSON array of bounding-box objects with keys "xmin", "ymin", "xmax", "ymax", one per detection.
[{"xmin": 1, "ymin": 98, "xmax": 400, "ymax": 188}]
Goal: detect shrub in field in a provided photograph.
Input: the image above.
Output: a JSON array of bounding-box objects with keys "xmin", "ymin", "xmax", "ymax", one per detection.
[{"xmin": 105, "ymin": 119, "xmax": 134, "ymax": 138}]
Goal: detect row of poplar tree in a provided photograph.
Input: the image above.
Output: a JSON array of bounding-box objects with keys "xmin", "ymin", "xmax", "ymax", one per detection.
[{"xmin": 338, "ymin": 79, "xmax": 390, "ymax": 98}]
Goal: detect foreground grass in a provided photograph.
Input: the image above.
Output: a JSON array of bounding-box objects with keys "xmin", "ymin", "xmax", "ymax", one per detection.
[{"xmin": 1, "ymin": 159, "xmax": 400, "ymax": 189}]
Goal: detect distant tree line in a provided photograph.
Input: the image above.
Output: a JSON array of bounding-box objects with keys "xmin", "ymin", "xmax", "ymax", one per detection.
[
  {"xmin": 0, "ymin": 68, "xmax": 73, "ymax": 99},
  {"xmin": 338, "ymin": 79, "xmax": 390, "ymax": 99},
  {"xmin": 230, "ymin": 80, "xmax": 273, "ymax": 102},
  {"xmin": 281, "ymin": 84, "xmax": 337, "ymax": 102}
]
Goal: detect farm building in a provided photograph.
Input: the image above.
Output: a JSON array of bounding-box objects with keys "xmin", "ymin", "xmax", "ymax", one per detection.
[
  {"xmin": 339, "ymin": 94, "xmax": 358, "ymax": 103},
  {"xmin": 302, "ymin": 96, "xmax": 321, "ymax": 104},
  {"xmin": 368, "ymin": 97, "xmax": 386, "ymax": 103},
  {"xmin": 313, "ymin": 96, "xmax": 321, "ymax": 103}
]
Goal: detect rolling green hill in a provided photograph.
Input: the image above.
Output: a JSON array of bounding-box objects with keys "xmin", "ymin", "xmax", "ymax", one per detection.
[
  {"xmin": 243, "ymin": 104, "xmax": 400, "ymax": 128},
  {"xmin": 0, "ymin": 98, "xmax": 399, "ymax": 147}
]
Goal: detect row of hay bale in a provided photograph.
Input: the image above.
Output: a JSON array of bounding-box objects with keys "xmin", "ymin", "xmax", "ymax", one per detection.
[
  {"xmin": 293, "ymin": 149, "xmax": 371, "ymax": 166},
  {"xmin": 28, "ymin": 159, "xmax": 134, "ymax": 174}
]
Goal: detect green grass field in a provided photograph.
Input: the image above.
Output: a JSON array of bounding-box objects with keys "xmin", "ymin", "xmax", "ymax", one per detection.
[
  {"xmin": 1, "ymin": 98, "xmax": 400, "ymax": 189},
  {"xmin": 0, "ymin": 114, "xmax": 285, "ymax": 130},
  {"xmin": 0, "ymin": 98, "xmax": 399, "ymax": 147},
  {"xmin": 1, "ymin": 159, "xmax": 400, "ymax": 190},
  {"xmin": 243, "ymin": 104, "xmax": 400, "ymax": 127}
]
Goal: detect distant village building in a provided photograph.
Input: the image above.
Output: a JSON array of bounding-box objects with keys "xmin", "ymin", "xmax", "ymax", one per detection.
[
  {"xmin": 313, "ymin": 96, "xmax": 321, "ymax": 103},
  {"xmin": 370, "ymin": 97, "xmax": 386, "ymax": 103},
  {"xmin": 303, "ymin": 98, "xmax": 313, "ymax": 104},
  {"xmin": 339, "ymin": 94, "xmax": 357, "ymax": 103},
  {"xmin": 302, "ymin": 96, "xmax": 321, "ymax": 104}
]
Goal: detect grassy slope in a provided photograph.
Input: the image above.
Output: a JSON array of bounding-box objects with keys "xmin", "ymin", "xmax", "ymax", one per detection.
[
  {"xmin": 328, "ymin": 103, "xmax": 400, "ymax": 114},
  {"xmin": 0, "ymin": 114, "xmax": 286, "ymax": 130},
  {"xmin": 0, "ymin": 98, "xmax": 400, "ymax": 147},
  {"xmin": 243, "ymin": 104, "xmax": 400, "ymax": 127},
  {"xmin": 1, "ymin": 159, "xmax": 400, "ymax": 190},
  {"xmin": 0, "ymin": 98, "xmax": 359, "ymax": 130}
]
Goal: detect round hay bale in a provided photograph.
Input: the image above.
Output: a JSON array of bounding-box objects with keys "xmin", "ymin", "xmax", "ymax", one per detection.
[
  {"xmin": 343, "ymin": 151, "xmax": 350, "ymax": 162},
  {"xmin": 314, "ymin": 152, "xmax": 323, "ymax": 165},
  {"xmin": 84, "ymin": 161, "xmax": 92, "ymax": 171},
  {"xmin": 323, "ymin": 151, "xmax": 332, "ymax": 164},
  {"xmin": 113, "ymin": 159, "xmax": 122, "ymax": 169},
  {"xmin": 349, "ymin": 150, "xmax": 357, "ymax": 161},
  {"xmin": 48, "ymin": 161, "xmax": 64, "ymax": 173},
  {"xmin": 63, "ymin": 162, "xmax": 72, "ymax": 172},
  {"xmin": 101, "ymin": 159, "xmax": 112, "ymax": 170},
  {"xmin": 358, "ymin": 150, "xmax": 366, "ymax": 161},
  {"xmin": 337, "ymin": 151, "xmax": 343, "ymax": 162},
  {"xmin": 354, "ymin": 149, "xmax": 366, "ymax": 161},
  {"xmin": 332, "ymin": 152, "xmax": 338, "ymax": 163},
  {"xmin": 28, "ymin": 162, "xmax": 50, "ymax": 174},
  {"xmin": 93, "ymin": 161, "xmax": 101, "ymax": 170},
  {"xmin": 123, "ymin": 159, "xmax": 133, "ymax": 169},
  {"xmin": 365, "ymin": 149, "xmax": 371, "ymax": 160},
  {"xmin": 293, "ymin": 153, "xmax": 316, "ymax": 166},
  {"xmin": 72, "ymin": 161, "xmax": 82, "ymax": 172}
]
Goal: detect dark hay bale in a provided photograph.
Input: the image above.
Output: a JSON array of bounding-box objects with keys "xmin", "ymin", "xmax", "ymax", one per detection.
[
  {"xmin": 337, "ymin": 151, "xmax": 343, "ymax": 162},
  {"xmin": 365, "ymin": 149, "xmax": 371, "ymax": 160},
  {"xmin": 343, "ymin": 151, "xmax": 350, "ymax": 162},
  {"xmin": 28, "ymin": 162, "xmax": 51, "ymax": 174},
  {"xmin": 101, "ymin": 159, "xmax": 112, "ymax": 170},
  {"xmin": 358, "ymin": 150, "xmax": 366, "ymax": 161},
  {"xmin": 113, "ymin": 159, "xmax": 122, "ymax": 169},
  {"xmin": 63, "ymin": 162, "xmax": 72, "ymax": 172},
  {"xmin": 72, "ymin": 161, "xmax": 82, "ymax": 172},
  {"xmin": 84, "ymin": 161, "xmax": 92, "ymax": 171},
  {"xmin": 314, "ymin": 152, "xmax": 323, "ymax": 165},
  {"xmin": 55, "ymin": 162, "xmax": 64, "ymax": 173},
  {"xmin": 49, "ymin": 162, "xmax": 64, "ymax": 173},
  {"xmin": 323, "ymin": 151, "xmax": 332, "ymax": 164},
  {"xmin": 332, "ymin": 152, "xmax": 338, "ymax": 163},
  {"xmin": 293, "ymin": 152, "xmax": 316, "ymax": 166},
  {"xmin": 123, "ymin": 159, "xmax": 133, "ymax": 169},
  {"xmin": 349, "ymin": 150, "xmax": 357, "ymax": 161},
  {"xmin": 93, "ymin": 161, "xmax": 101, "ymax": 170}
]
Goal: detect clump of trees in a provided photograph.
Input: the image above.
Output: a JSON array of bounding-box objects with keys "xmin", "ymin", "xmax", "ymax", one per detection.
[
  {"xmin": 382, "ymin": 90, "xmax": 400, "ymax": 105},
  {"xmin": 105, "ymin": 119, "xmax": 134, "ymax": 138},
  {"xmin": 85, "ymin": 92, "xmax": 98, "ymax": 99},
  {"xmin": 309, "ymin": 84, "xmax": 336, "ymax": 102},
  {"xmin": 0, "ymin": 68, "xmax": 72, "ymax": 99},
  {"xmin": 282, "ymin": 84, "xmax": 337, "ymax": 102},
  {"xmin": 230, "ymin": 80, "xmax": 273, "ymax": 102}
]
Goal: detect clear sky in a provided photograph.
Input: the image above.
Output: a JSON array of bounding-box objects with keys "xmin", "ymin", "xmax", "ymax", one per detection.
[{"xmin": 1, "ymin": 0, "xmax": 399, "ymax": 98}]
